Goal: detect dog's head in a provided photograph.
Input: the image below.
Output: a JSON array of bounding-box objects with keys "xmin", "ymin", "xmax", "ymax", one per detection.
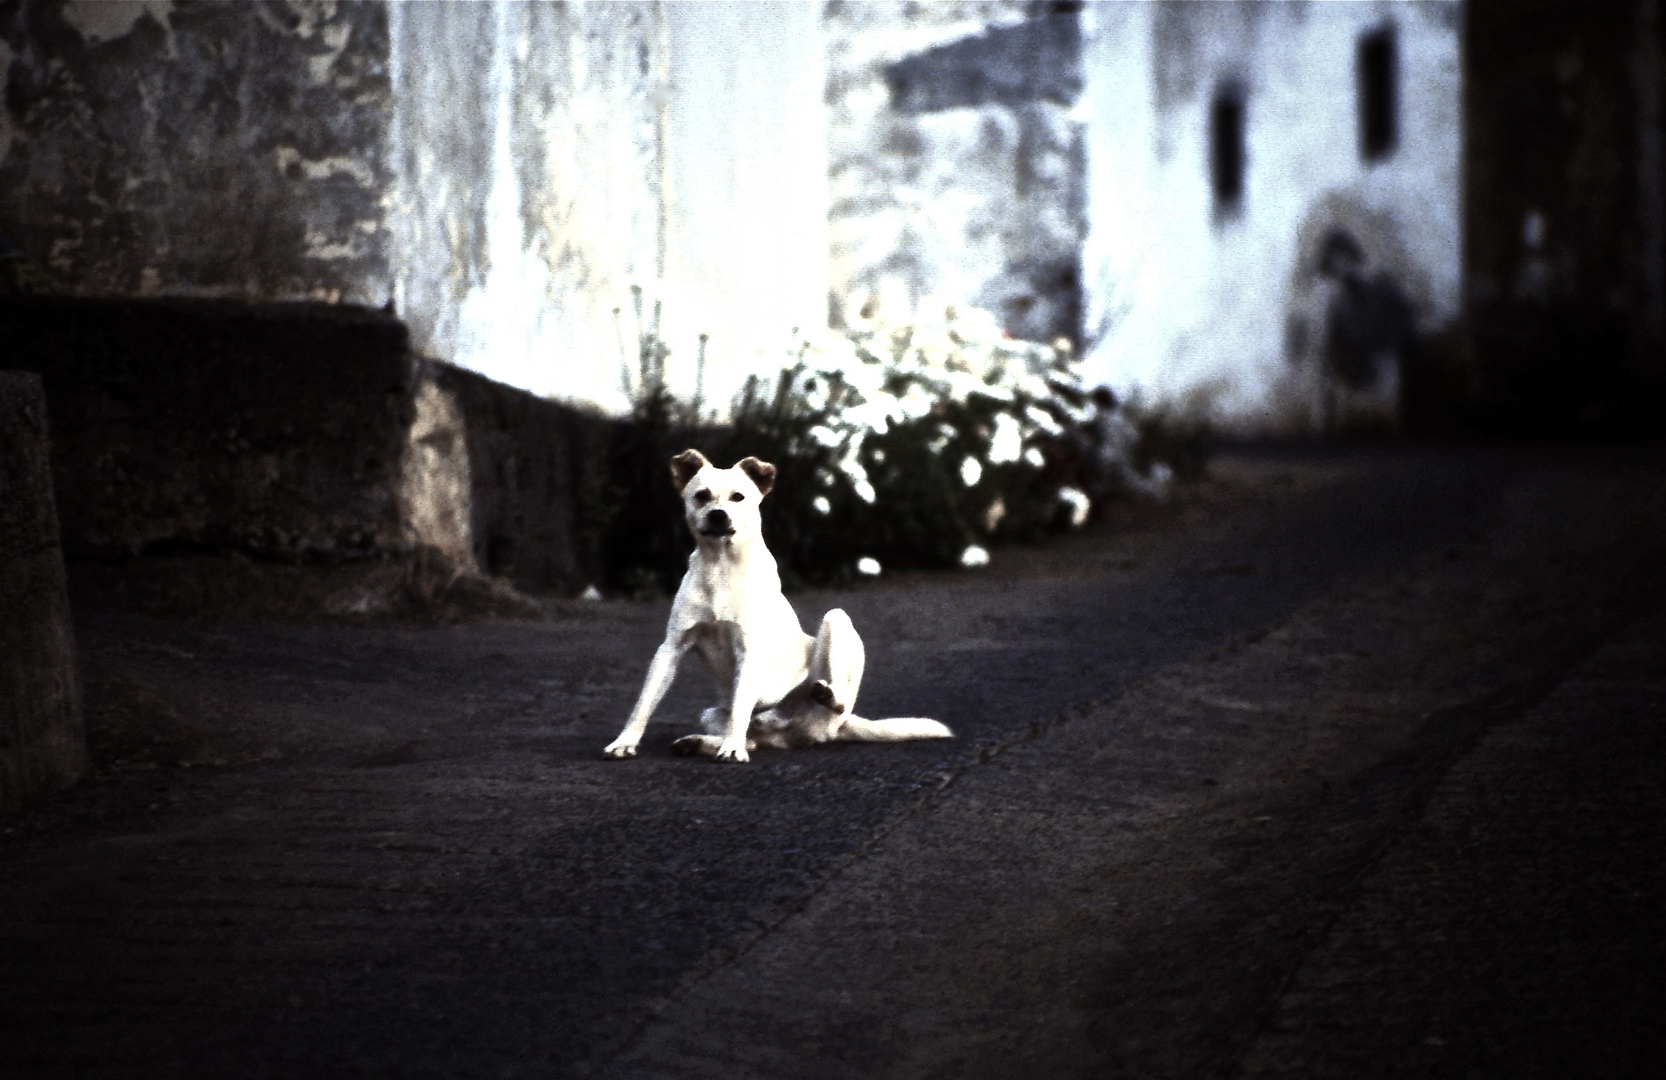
[{"xmin": 670, "ymin": 450, "xmax": 776, "ymax": 546}]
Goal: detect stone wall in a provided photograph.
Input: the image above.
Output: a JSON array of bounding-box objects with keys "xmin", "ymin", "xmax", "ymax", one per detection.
[
  {"xmin": 0, "ymin": 0, "xmax": 390, "ymax": 305},
  {"xmin": 0, "ymin": 370, "xmax": 85, "ymax": 814},
  {"xmin": 0, "ymin": 295, "xmax": 610, "ymax": 600},
  {"xmin": 413, "ymin": 360, "xmax": 612, "ymax": 593},
  {"xmin": 1, "ymin": 295, "xmax": 413, "ymax": 560}
]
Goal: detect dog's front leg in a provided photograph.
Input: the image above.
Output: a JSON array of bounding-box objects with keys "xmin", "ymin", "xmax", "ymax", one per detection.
[
  {"xmin": 604, "ymin": 639, "xmax": 683, "ymax": 759},
  {"xmin": 715, "ymin": 647, "xmax": 759, "ymax": 763}
]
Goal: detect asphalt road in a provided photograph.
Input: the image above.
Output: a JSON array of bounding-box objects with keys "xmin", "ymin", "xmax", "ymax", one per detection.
[{"xmin": 2, "ymin": 444, "xmax": 1663, "ymax": 1078}]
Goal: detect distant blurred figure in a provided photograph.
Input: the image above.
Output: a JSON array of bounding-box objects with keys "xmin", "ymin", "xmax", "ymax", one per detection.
[
  {"xmin": 1319, "ymin": 230, "xmax": 1415, "ymax": 394},
  {"xmin": 1285, "ymin": 226, "xmax": 1415, "ymax": 433}
]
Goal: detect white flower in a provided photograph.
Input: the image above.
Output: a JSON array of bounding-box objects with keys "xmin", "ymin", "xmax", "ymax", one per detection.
[
  {"xmin": 981, "ymin": 495, "xmax": 1007, "ymax": 533},
  {"xmin": 813, "ymin": 495, "xmax": 832, "ymax": 515},
  {"xmin": 1024, "ymin": 404, "xmax": 1064, "ymax": 436},
  {"xmin": 1023, "ymin": 446, "xmax": 1045, "ymax": 468},
  {"xmin": 960, "ymin": 456, "xmax": 983, "ymax": 487},
  {"xmin": 988, "ymin": 412, "xmax": 1023, "ymax": 464},
  {"xmin": 959, "ymin": 544, "xmax": 990, "ymax": 568},
  {"xmin": 1057, "ymin": 486, "xmax": 1091, "ymax": 528},
  {"xmin": 856, "ymin": 556, "xmax": 882, "ymax": 576},
  {"xmin": 837, "ymin": 449, "xmax": 869, "ymax": 487},
  {"xmin": 897, "ymin": 384, "xmax": 936, "ymax": 421},
  {"xmin": 854, "ymin": 479, "xmax": 877, "ymax": 504}
]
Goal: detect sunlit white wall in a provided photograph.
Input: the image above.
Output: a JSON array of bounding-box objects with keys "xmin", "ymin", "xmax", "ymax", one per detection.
[
  {"xmin": 387, "ymin": 0, "xmax": 826, "ymax": 414},
  {"xmin": 1080, "ymin": 1, "xmax": 1461, "ymax": 431},
  {"xmin": 658, "ymin": 1, "xmax": 828, "ymax": 412}
]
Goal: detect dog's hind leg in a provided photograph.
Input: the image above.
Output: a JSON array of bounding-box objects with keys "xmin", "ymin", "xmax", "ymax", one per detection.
[
  {"xmin": 671, "ymin": 733, "xmax": 760, "ymax": 757},
  {"xmin": 808, "ymin": 608, "xmax": 865, "ymax": 718},
  {"xmin": 671, "ymin": 734, "xmax": 722, "ymax": 757},
  {"xmin": 836, "ymin": 715, "xmax": 953, "ymax": 742}
]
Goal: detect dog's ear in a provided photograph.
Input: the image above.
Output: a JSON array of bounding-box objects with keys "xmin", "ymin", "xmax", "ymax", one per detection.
[
  {"xmin": 735, "ymin": 456, "xmax": 777, "ymax": 498},
  {"xmin": 669, "ymin": 449, "xmax": 710, "ymax": 491}
]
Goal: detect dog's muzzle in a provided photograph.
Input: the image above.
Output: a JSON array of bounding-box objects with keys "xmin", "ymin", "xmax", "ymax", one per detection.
[{"xmin": 698, "ymin": 507, "xmax": 735, "ymax": 538}]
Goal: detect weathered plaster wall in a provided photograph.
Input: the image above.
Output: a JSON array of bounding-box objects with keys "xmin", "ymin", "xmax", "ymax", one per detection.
[
  {"xmin": 3, "ymin": 1, "xmax": 829, "ymax": 416},
  {"xmin": 657, "ymin": 0, "xmax": 828, "ymax": 410},
  {"xmin": 0, "ymin": 369, "xmax": 85, "ymax": 814},
  {"xmin": 0, "ymin": 0, "xmax": 390, "ymax": 304},
  {"xmin": 1080, "ymin": 1, "xmax": 1463, "ymax": 433},
  {"xmin": 388, "ymin": 0, "xmax": 827, "ymax": 414},
  {"xmin": 824, "ymin": 0, "xmax": 1086, "ymax": 345},
  {"xmin": 387, "ymin": 0, "xmax": 662, "ymax": 409}
]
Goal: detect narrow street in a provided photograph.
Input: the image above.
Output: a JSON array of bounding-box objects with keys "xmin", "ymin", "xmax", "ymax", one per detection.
[{"xmin": 3, "ymin": 444, "xmax": 1663, "ymax": 1078}]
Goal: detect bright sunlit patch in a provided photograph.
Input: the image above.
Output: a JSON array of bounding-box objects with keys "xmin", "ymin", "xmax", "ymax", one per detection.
[
  {"xmin": 813, "ymin": 495, "xmax": 832, "ymax": 515},
  {"xmin": 856, "ymin": 556, "xmax": 882, "ymax": 576},
  {"xmin": 960, "ymin": 544, "xmax": 990, "ymax": 568},
  {"xmin": 960, "ymin": 455, "xmax": 983, "ymax": 487}
]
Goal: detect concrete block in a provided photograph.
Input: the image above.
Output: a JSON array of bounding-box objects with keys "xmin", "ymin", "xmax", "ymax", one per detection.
[{"xmin": 0, "ymin": 370, "xmax": 86, "ymax": 814}]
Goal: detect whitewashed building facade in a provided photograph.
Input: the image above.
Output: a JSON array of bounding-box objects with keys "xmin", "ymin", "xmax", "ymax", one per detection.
[
  {"xmin": 2, "ymin": 0, "xmax": 1463, "ymax": 433},
  {"xmin": 1079, "ymin": 1, "xmax": 1463, "ymax": 432}
]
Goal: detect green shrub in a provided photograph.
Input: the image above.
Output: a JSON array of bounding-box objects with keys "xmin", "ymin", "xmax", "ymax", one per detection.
[{"xmin": 594, "ymin": 304, "xmax": 1207, "ymax": 595}]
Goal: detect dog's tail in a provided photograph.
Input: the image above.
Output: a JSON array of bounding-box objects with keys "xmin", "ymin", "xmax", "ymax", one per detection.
[{"xmin": 835, "ymin": 715, "xmax": 953, "ymax": 742}]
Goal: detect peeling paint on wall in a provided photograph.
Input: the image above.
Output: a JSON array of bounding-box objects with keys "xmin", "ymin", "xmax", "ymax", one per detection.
[
  {"xmin": 0, "ymin": 0, "xmax": 390, "ymax": 304},
  {"xmin": 61, "ymin": 0, "xmax": 174, "ymax": 51},
  {"xmin": 824, "ymin": 0, "xmax": 1086, "ymax": 345}
]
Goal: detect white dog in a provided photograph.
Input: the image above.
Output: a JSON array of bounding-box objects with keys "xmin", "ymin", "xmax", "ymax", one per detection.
[{"xmin": 603, "ymin": 449, "xmax": 952, "ymax": 763}]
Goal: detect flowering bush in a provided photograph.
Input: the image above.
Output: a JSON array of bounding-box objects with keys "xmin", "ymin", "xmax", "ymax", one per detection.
[{"xmin": 593, "ymin": 303, "xmax": 1200, "ymax": 596}]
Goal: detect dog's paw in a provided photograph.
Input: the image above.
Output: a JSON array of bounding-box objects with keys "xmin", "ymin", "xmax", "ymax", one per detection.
[
  {"xmin": 713, "ymin": 741, "xmax": 750, "ymax": 763},
  {"xmin": 602, "ymin": 740, "xmax": 639, "ymax": 759},
  {"xmin": 809, "ymin": 680, "xmax": 847, "ymax": 715}
]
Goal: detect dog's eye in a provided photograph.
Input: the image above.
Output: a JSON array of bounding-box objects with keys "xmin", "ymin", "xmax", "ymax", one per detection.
[
  {"xmin": 693, "ymin": 490, "xmax": 713, "ymax": 505},
  {"xmin": 728, "ymin": 492, "xmax": 745, "ymax": 502}
]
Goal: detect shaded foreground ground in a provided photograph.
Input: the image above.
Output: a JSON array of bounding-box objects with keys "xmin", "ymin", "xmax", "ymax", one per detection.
[{"xmin": 2, "ymin": 444, "xmax": 1663, "ymax": 1078}]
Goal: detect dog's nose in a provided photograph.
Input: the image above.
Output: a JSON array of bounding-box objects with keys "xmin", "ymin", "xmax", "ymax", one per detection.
[{"xmin": 705, "ymin": 508, "xmax": 730, "ymax": 529}]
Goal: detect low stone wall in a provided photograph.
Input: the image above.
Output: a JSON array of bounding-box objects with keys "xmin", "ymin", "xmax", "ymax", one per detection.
[
  {"xmin": 0, "ymin": 371, "xmax": 86, "ymax": 813},
  {"xmin": 420, "ymin": 361, "xmax": 611, "ymax": 592},
  {"xmin": 1, "ymin": 295, "xmax": 612, "ymax": 611},
  {"xmin": 1, "ymin": 295, "xmax": 414, "ymax": 560}
]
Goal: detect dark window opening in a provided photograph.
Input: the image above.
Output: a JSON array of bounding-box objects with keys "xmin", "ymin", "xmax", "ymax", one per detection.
[
  {"xmin": 1358, "ymin": 27, "xmax": 1399, "ymax": 162},
  {"xmin": 1210, "ymin": 86, "xmax": 1246, "ymax": 218}
]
